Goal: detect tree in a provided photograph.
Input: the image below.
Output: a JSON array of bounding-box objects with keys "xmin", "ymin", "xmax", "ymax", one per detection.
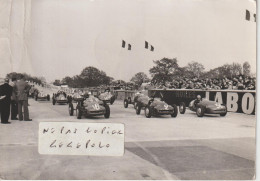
[
  {"xmin": 185, "ymin": 61, "xmax": 205, "ymax": 78},
  {"xmin": 6, "ymin": 72, "xmax": 43, "ymax": 85},
  {"xmin": 149, "ymin": 58, "xmax": 179, "ymax": 86},
  {"xmin": 230, "ymin": 63, "xmax": 242, "ymax": 78},
  {"xmin": 243, "ymin": 61, "xmax": 251, "ymax": 76},
  {"xmin": 53, "ymin": 79, "xmax": 61, "ymax": 86},
  {"xmin": 130, "ymin": 72, "xmax": 150, "ymax": 86},
  {"xmin": 79, "ymin": 66, "xmax": 111, "ymax": 87}
]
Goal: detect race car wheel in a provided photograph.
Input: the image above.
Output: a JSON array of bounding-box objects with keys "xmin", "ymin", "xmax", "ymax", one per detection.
[
  {"xmin": 179, "ymin": 102, "xmax": 186, "ymax": 114},
  {"xmin": 69, "ymin": 103, "xmax": 74, "ymax": 116},
  {"xmin": 124, "ymin": 99, "xmax": 128, "ymax": 108},
  {"xmin": 171, "ymin": 104, "xmax": 178, "ymax": 117},
  {"xmin": 136, "ymin": 103, "xmax": 141, "ymax": 115},
  {"xmin": 104, "ymin": 105, "xmax": 110, "ymax": 119},
  {"xmin": 145, "ymin": 106, "xmax": 152, "ymax": 118},
  {"xmin": 220, "ymin": 112, "xmax": 227, "ymax": 117},
  {"xmin": 52, "ymin": 99, "xmax": 56, "ymax": 105},
  {"xmin": 220, "ymin": 105, "xmax": 227, "ymax": 117},
  {"xmin": 47, "ymin": 95, "xmax": 50, "ymax": 101},
  {"xmin": 196, "ymin": 106, "xmax": 205, "ymax": 117},
  {"xmin": 76, "ymin": 107, "xmax": 82, "ymax": 119}
]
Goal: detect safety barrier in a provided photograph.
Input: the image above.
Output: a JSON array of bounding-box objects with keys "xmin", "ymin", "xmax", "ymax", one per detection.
[{"xmin": 148, "ymin": 89, "xmax": 256, "ymax": 115}]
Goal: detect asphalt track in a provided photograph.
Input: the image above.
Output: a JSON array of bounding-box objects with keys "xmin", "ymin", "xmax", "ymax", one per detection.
[{"xmin": 0, "ymin": 98, "xmax": 256, "ymax": 180}]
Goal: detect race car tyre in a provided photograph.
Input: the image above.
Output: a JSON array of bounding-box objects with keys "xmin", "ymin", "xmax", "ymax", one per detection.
[
  {"xmin": 124, "ymin": 99, "xmax": 128, "ymax": 108},
  {"xmin": 69, "ymin": 103, "xmax": 74, "ymax": 116},
  {"xmin": 52, "ymin": 99, "xmax": 56, "ymax": 105},
  {"xmin": 196, "ymin": 106, "xmax": 205, "ymax": 117},
  {"xmin": 179, "ymin": 102, "xmax": 186, "ymax": 114},
  {"xmin": 220, "ymin": 112, "xmax": 227, "ymax": 117},
  {"xmin": 104, "ymin": 105, "xmax": 110, "ymax": 119},
  {"xmin": 136, "ymin": 103, "xmax": 141, "ymax": 115},
  {"xmin": 145, "ymin": 106, "xmax": 152, "ymax": 118},
  {"xmin": 171, "ymin": 104, "xmax": 178, "ymax": 117},
  {"xmin": 220, "ymin": 106, "xmax": 227, "ymax": 117},
  {"xmin": 76, "ymin": 107, "xmax": 82, "ymax": 119},
  {"xmin": 47, "ymin": 95, "xmax": 50, "ymax": 101}
]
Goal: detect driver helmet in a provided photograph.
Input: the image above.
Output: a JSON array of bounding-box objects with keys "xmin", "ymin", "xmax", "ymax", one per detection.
[{"xmin": 196, "ymin": 95, "xmax": 201, "ymax": 101}]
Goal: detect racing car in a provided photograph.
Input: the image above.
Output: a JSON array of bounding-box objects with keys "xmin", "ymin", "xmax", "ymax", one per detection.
[
  {"xmin": 98, "ymin": 91, "xmax": 116, "ymax": 105},
  {"xmin": 134, "ymin": 94, "xmax": 151, "ymax": 114},
  {"xmin": 123, "ymin": 91, "xmax": 140, "ymax": 108},
  {"xmin": 137, "ymin": 97, "xmax": 178, "ymax": 118},
  {"xmin": 189, "ymin": 98, "xmax": 227, "ymax": 117},
  {"xmin": 28, "ymin": 87, "xmax": 37, "ymax": 98},
  {"xmin": 67, "ymin": 92, "xmax": 84, "ymax": 103},
  {"xmin": 68, "ymin": 95, "xmax": 110, "ymax": 119},
  {"xmin": 52, "ymin": 91, "xmax": 68, "ymax": 105},
  {"xmin": 35, "ymin": 91, "xmax": 50, "ymax": 101}
]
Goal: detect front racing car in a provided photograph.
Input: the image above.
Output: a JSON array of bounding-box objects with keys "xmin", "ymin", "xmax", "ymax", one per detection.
[
  {"xmin": 69, "ymin": 96, "xmax": 110, "ymax": 119},
  {"xmin": 189, "ymin": 99, "xmax": 227, "ymax": 117}
]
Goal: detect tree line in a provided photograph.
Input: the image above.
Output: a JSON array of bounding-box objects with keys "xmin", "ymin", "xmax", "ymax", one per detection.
[
  {"xmin": 6, "ymin": 72, "xmax": 46, "ymax": 86},
  {"xmin": 55, "ymin": 58, "xmax": 252, "ymax": 88}
]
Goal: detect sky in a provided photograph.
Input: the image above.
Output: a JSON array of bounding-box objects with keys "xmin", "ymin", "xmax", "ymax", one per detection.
[{"xmin": 31, "ymin": 0, "xmax": 256, "ymax": 82}]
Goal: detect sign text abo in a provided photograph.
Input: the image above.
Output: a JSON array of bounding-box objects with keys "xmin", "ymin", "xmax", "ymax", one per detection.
[{"xmin": 39, "ymin": 122, "xmax": 124, "ymax": 156}]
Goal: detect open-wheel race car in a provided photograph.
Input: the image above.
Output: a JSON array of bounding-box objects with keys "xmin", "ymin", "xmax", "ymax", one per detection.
[
  {"xmin": 134, "ymin": 94, "xmax": 151, "ymax": 114},
  {"xmin": 137, "ymin": 97, "xmax": 178, "ymax": 118},
  {"xmin": 98, "ymin": 91, "xmax": 116, "ymax": 105},
  {"xmin": 28, "ymin": 87, "xmax": 37, "ymax": 98},
  {"xmin": 52, "ymin": 91, "xmax": 68, "ymax": 105},
  {"xmin": 67, "ymin": 92, "xmax": 85, "ymax": 103},
  {"xmin": 35, "ymin": 91, "xmax": 50, "ymax": 101},
  {"xmin": 189, "ymin": 98, "xmax": 227, "ymax": 117},
  {"xmin": 68, "ymin": 95, "xmax": 110, "ymax": 119},
  {"xmin": 123, "ymin": 91, "xmax": 137, "ymax": 108}
]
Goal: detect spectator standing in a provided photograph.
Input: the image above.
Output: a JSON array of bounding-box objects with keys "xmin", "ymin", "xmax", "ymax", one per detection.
[
  {"xmin": 15, "ymin": 75, "xmax": 32, "ymax": 121},
  {"xmin": 0, "ymin": 78, "xmax": 13, "ymax": 124},
  {"xmin": 10, "ymin": 77, "xmax": 18, "ymax": 120}
]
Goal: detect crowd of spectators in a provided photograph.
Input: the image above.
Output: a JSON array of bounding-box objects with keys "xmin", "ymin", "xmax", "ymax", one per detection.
[{"xmin": 153, "ymin": 75, "xmax": 256, "ymax": 90}]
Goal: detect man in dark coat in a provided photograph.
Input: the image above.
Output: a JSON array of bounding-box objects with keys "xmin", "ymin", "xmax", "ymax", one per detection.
[{"xmin": 0, "ymin": 78, "xmax": 13, "ymax": 124}]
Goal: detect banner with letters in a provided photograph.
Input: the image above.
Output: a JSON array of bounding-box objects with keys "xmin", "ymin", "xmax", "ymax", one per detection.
[{"xmin": 148, "ymin": 89, "xmax": 256, "ymax": 115}]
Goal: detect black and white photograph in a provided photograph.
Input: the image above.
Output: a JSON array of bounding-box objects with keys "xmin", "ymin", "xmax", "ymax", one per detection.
[{"xmin": 0, "ymin": 0, "xmax": 257, "ymax": 180}]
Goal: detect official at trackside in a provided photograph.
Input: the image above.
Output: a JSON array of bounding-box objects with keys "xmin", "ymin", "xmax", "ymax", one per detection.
[
  {"xmin": 10, "ymin": 77, "xmax": 18, "ymax": 120},
  {"xmin": 15, "ymin": 75, "xmax": 32, "ymax": 121},
  {"xmin": 0, "ymin": 78, "xmax": 13, "ymax": 124}
]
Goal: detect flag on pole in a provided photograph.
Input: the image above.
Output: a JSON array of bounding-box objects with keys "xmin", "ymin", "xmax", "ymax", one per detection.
[
  {"xmin": 145, "ymin": 41, "xmax": 154, "ymax": 51},
  {"xmin": 246, "ymin": 10, "xmax": 250, "ymax": 21},
  {"xmin": 128, "ymin": 44, "xmax": 131, "ymax": 50},
  {"xmin": 145, "ymin": 41, "xmax": 149, "ymax": 49},
  {"xmin": 122, "ymin": 40, "xmax": 126, "ymax": 48}
]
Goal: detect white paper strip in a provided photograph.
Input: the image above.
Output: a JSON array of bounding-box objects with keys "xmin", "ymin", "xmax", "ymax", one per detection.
[{"xmin": 39, "ymin": 122, "xmax": 124, "ymax": 156}]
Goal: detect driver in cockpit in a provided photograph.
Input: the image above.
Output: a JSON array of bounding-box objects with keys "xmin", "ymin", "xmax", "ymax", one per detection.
[{"xmin": 194, "ymin": 95, "xmax": 202, "ymax": 107}]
